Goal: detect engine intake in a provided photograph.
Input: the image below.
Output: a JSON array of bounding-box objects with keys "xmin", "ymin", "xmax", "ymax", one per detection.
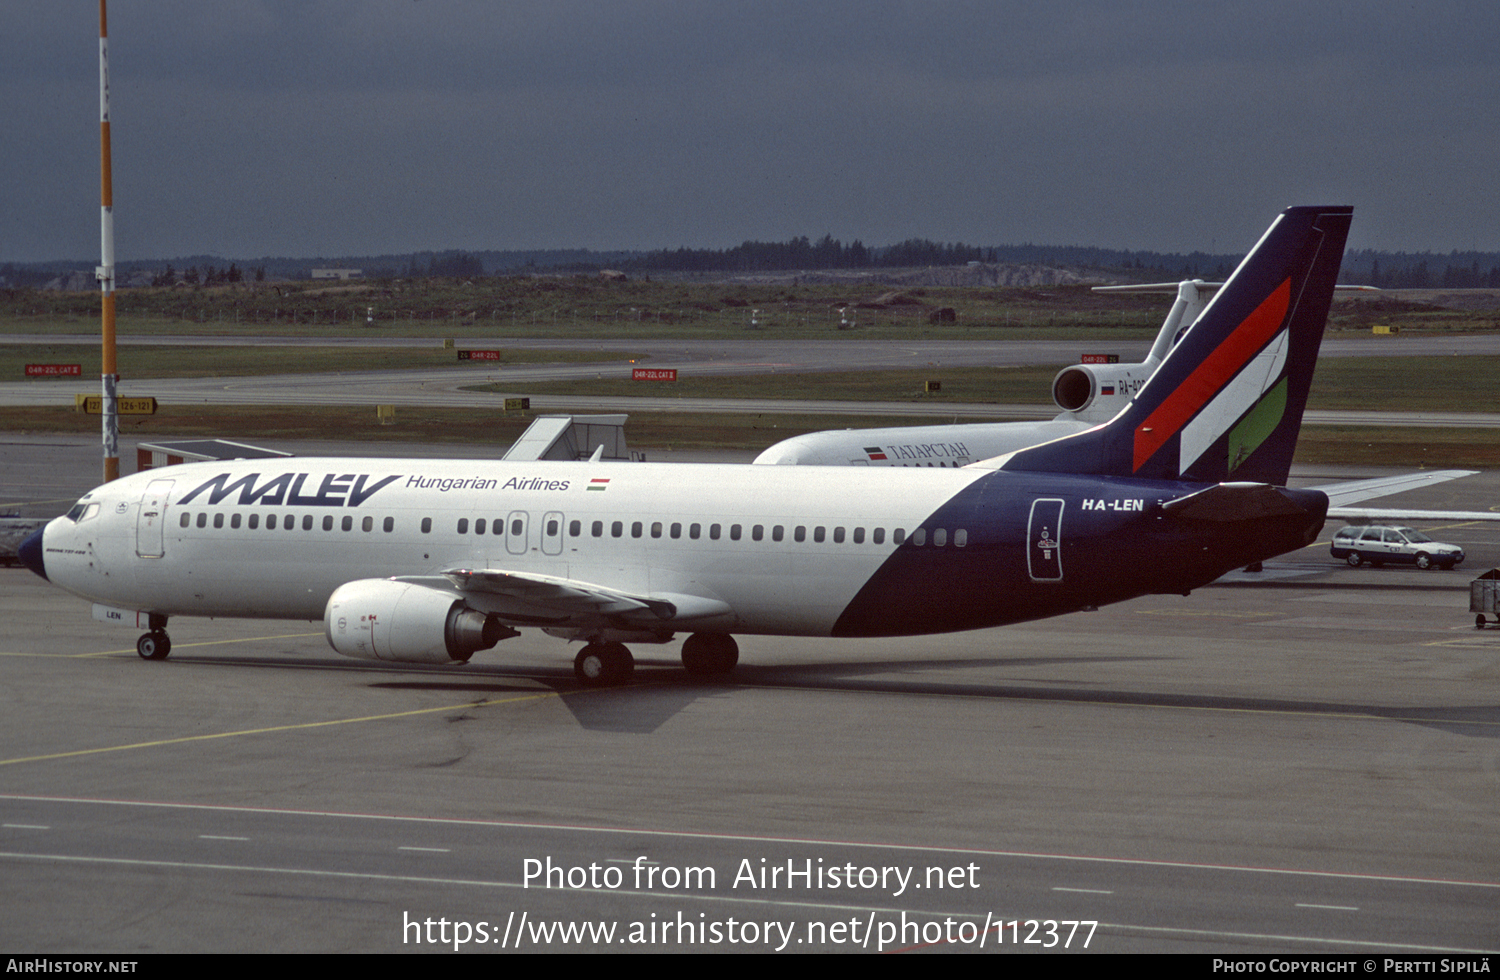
[
  {"xmin": 325, "ymin": 579, "xmax": 516, "ymax": 664},
  {"xmin": 1051, "ymin": 363, "xmax": 1153, "ymax": 421}
]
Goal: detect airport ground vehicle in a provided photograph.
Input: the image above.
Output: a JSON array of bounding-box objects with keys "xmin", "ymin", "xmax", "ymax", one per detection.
[{"xmin": 1330, "ymin": 525, "xmax": 1465, "ymax": 570}]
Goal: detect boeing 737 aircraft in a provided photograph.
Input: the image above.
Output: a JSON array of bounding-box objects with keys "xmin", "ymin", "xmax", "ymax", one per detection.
[{"xmin": 21, "ymin": 206, "xmax": 1352, "ymax": 686}]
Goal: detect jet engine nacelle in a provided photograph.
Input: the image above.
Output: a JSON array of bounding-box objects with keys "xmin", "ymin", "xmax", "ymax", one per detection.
[
  {"xmin": 324, "ymin": 579, "xmax": 515, "ymax": 664},
  {"xmin": 1051, "ymin": 362, "xmax": 1155, "ymax": 422}
]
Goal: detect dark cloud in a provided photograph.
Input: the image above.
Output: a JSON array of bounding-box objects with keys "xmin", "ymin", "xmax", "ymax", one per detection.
[{"xmin": 4, "ymin": 1, "xmax": 1498, "ymax": 261}]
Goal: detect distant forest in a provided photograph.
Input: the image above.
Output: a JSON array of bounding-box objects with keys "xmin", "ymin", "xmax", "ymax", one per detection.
[{"xmin": 6, "ymin": 237, "xmax": 1500, "ymax": 289}]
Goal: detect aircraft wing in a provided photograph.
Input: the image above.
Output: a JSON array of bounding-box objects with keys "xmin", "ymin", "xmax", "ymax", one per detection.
[
  {"xmin": 396, "ymin": 569, "xmax": 733, "ymax": 625},
  {"xmin": 1310, "ymin": 469, "xmax": 1500, "ymax": 521}
]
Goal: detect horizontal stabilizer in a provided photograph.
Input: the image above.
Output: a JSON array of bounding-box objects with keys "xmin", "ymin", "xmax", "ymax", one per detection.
[
  {"xmin": 1162, "ymin": 482, "xmax": 1323, "ymax": 522},
  {"xmin": 1328, "ymin": 507, "xmax": 1500, "ymax": 522},
  {"xmin": 1313, "ymin": 469, "xmax": 1477, "ymax": 508}
]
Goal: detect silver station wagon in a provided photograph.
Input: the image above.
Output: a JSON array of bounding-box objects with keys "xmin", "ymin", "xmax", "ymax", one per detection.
[{"xmin": 1330, "ymin": 525, "xmax": 1466, "ymax": 570}]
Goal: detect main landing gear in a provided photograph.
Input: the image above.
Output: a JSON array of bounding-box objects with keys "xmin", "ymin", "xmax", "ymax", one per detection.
[
  {"xmin": 572, "ymin": 633, "xmax": 741, "ymax": 687},
  {"xmin": 680, "ymin": 633, "xmax": 738, "ymax": 677},
  {"xmin": 574, "ymin": 642, "xmax": 634, "ymax": 686}
]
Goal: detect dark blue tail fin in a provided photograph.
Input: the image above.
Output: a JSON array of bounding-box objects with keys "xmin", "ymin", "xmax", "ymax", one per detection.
[{"xmin": 995, "ymin": 205, "xmax": 1352, "ymax": 485}]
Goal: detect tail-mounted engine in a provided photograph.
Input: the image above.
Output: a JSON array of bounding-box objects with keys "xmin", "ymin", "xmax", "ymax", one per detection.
[
  {"xmin": 1051, "ymin": 362, "xmax": 1155, "ymax": 422},
  {"xmin": 325, "ymin": 579, "xmax": 517, "ymax": 664}
]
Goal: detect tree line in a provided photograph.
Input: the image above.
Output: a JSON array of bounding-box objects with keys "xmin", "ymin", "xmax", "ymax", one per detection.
[{"xmin": 8, "ymin": 241, "xmax": 1500, "ymax": 288}]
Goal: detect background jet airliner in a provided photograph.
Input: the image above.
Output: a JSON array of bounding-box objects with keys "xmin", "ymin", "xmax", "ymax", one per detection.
[
  {"xmin": 22, "ymin": 206, "xmax": 1352, "ymax": 686},
  {"xmin": 752, "ymin": 280, "xmax": 1377, "ymax": 468}
]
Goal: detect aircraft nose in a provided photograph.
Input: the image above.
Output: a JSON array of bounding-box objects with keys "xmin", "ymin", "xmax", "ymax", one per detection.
[{"xmin": 19, "ymin": 526, "xmax": 47, "ymax": 581}]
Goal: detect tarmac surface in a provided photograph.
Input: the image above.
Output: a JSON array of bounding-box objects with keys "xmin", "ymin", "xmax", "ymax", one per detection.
[
  {"xmin": 5, "ymin": 335, "xmax": 1500, "ymax": 430},
  {"xmin": 2, "ymin": 437, "xmax": 1499, "ymax": 953}
]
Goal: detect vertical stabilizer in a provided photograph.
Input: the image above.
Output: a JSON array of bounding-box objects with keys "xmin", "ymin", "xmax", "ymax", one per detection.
[{"xmin": 995, "ymin": 206, "xmax": 1352, "ymax": 484}]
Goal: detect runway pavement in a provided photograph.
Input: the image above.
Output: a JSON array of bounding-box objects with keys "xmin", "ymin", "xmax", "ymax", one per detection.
[
  {"xmin": 5, "ymin": 335, "xmax": 1500, "ymax": 429},
  {"xmin": 2, "ymin": 437, "xmax": 1498, "ymax": 953}
]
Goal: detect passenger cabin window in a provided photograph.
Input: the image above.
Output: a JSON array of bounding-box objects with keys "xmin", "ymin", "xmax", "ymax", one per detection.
[
  {"xmin": 180, "ymin": 513, "xmax": 190, "ymax": 528},
  {"xmin": 248, "ymin": 514, "xmax": 259, "ymax": 530},
  {"xmin": 303, "ymin": 515, "xmax": 314, "ymax": 531},
  {"xmin": 772, "ymin": 526, "xmax": 784, "ymax": 542},
  {"xmin": 892, "ymin": 529, "xmax": 905, "ymax": 545},
  {"xmin": 323, "ymin": 515, "xmax": 334, "ymax": 531},
  {"xmin": 730, "ymin": 524, "xmax": 742, "ymax": 541},
  {"xmin": 475, "ymin": 518, "xmax": 486, "ymax": 535},
  {"xmin": 214, "ymin": 514, "xmax": 224, "ymax": 529},
  {"xmin": 383, "ymin": 517, "xmax": 394, "ymax": 533},
  {"xmin": 421, "ymin": 517, "xmax": 432, "ymax": 534},
  {"xmin": 457, "ymin": 518, "xmax": 469, "ymax": 534}
]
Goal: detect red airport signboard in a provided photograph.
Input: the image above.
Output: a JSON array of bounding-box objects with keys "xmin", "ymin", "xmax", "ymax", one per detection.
[
  {"xmin": 458, "ymin": 350, "xmax": 503, "ymax": 361},
  {"xmin": 632, "ymin": 368, "xmax": 678, "ymax": 381},
  {"xmin": 1080, "ymin": 354, "xmax": 1120, "ymax": 364},
  {"xmin": 26, "ymin": 364, "xmax": 82, "ymax": 377}
]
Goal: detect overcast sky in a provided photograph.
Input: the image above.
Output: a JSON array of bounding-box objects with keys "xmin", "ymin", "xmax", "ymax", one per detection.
[{"xmin": 5, "ymin": 1, "xmax": 1497, "ymax": 262}]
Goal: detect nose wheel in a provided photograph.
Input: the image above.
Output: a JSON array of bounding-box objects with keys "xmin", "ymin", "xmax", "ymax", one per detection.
[{"xmin": 136, "ymin": 630, "xmax": 171, "ymax": 661}]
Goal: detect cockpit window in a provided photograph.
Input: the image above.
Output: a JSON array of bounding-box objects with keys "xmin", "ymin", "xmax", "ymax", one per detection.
[{"xmin": 64, "ymin": 500, "xmax": 100, "ymax": 523}]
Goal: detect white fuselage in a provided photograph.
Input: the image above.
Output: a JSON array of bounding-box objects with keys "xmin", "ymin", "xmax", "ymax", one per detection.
[
  {"xmin": 751, "ymin": 418, "xmax": 1093, "ymax": 467},
  {"xmin": 39, "ymin": 457, "xmax": 987, "ymax": 637}
]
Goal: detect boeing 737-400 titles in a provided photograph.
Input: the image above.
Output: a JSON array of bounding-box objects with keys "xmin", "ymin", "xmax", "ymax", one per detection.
[{"xmin": 21, "ymin": 206, "xmax": 1353, "ymax": 685}]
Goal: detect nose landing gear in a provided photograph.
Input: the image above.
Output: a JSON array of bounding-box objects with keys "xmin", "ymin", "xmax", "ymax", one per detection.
[
  {"xmin": 135, "ymin": 613, "xmax": 171, "ymax": 661},
  {"xmin": 136, "ymin": 630, "xmax": 171, "ymax": 660}
]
